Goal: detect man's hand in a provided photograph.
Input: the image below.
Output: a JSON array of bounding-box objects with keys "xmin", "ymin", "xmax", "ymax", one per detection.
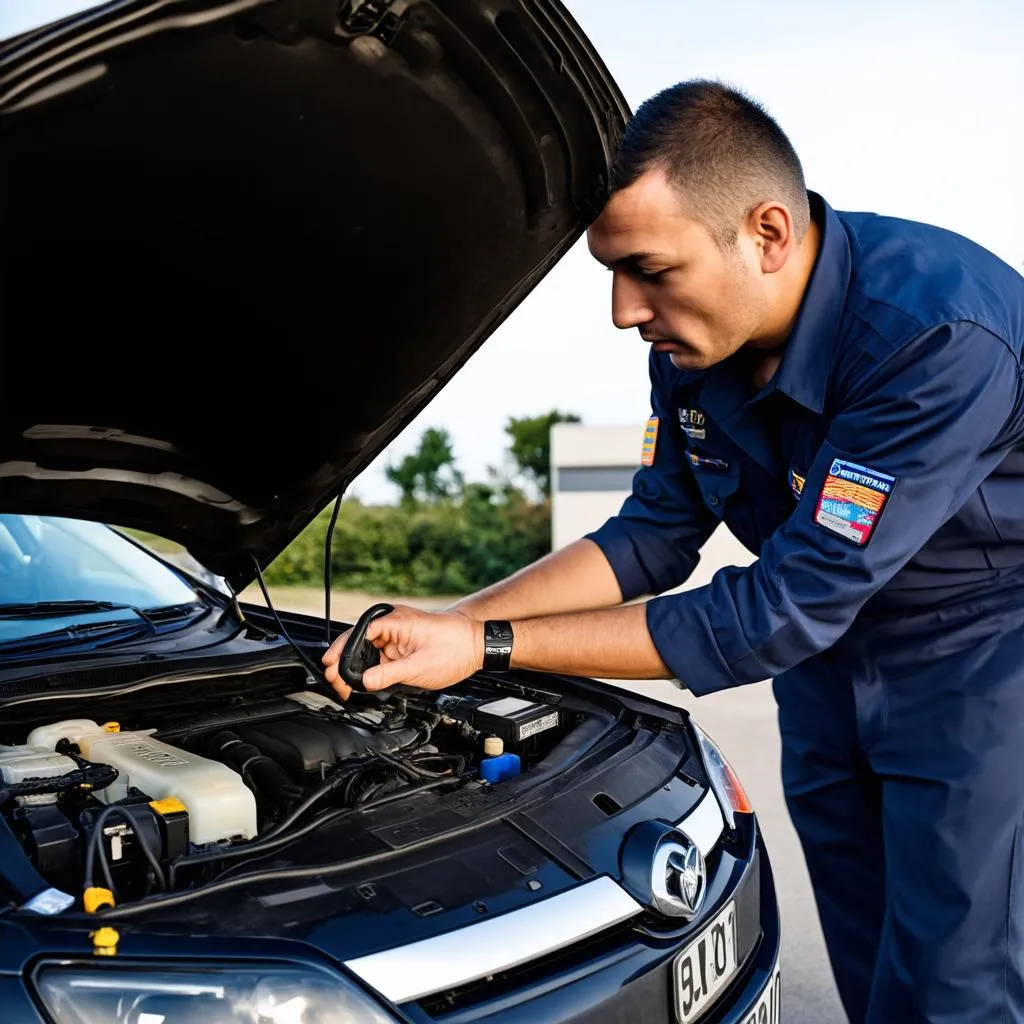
[{"xmin": 322, "ymin": 606, "xmax": 482, "ymax": 699}]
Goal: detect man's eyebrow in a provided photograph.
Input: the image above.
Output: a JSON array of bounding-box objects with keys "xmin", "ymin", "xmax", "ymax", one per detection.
[{"xmin": 593, "ymin": 251, "xmax": 665, "ymax": 269}]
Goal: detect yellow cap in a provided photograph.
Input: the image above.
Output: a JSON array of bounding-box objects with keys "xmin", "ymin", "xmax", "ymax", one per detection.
[
  {"xmin": 483, "ymin": 736, "xmax": 504, "ymax": 758},
  {"xmin": 91, "ymin": 927, "xmax": 120, "ymax": 956},
  {"xmin": 149, "ymin": 797, "xmax": 187, "ymax": 816},
  {"xmin": 102, "ymin": 722, "xmax": 120, "ymax": 733},
  {"xmin": 83, "ymin": 887, "xmax": 115, "ymax": 914}
]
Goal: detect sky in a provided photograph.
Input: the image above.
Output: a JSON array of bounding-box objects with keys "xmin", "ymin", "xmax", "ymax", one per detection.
[{"xmin": 4, "ymin": 0, "xmax": 1023, "ymax": 504}]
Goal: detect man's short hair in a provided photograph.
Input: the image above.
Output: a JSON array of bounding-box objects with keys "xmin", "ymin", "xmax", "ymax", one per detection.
[{"xmin": 610, "ymin": 80, "xmax": 810, "ymax": 247}]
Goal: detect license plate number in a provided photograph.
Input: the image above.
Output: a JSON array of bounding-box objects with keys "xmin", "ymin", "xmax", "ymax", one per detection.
[{"xmin": 673, "ymin": 902, "xmax": 738, "ymax": 1022}]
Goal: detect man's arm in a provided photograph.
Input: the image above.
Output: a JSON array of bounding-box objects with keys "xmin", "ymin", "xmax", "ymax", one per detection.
[
  {"xmin": 321, "ymin": 535, "xmax": 675, "ymax": 697},
  {"xmin": 449, "ymin": 538, "xmax": 623, "ymax": 621},
  {"xmin": 322, "ymin": 601, "xmax": 668, "ymax": 694}
]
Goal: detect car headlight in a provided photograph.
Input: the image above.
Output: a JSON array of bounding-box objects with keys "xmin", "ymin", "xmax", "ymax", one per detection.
[
  {"xmin": 33, "ymin": 962, "xmax": 400, "ymax": 1024},
  {"xmin": 692, "ymin": 722, "xmax": 752, "ymax": 829}
]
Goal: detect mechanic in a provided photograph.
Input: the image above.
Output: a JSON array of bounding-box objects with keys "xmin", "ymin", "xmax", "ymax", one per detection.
[{"xmin": 324, "ymin": 80, "xmax": 1024, "ymax": 1023}]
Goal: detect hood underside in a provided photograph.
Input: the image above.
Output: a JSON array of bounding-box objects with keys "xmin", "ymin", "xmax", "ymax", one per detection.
[{"xmin": 0, "ymin": 0, "xmax": 628, "ymax": 589}]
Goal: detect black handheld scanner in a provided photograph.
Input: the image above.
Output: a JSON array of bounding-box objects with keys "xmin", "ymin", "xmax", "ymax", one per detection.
[{"xmin": 338, "ymin": 602, "xmax": 395, "ymax": 691}]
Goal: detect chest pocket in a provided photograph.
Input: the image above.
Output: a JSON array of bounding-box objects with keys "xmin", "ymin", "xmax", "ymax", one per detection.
[
  {"xmin": 685, "ymin": 448, "xmax": 740, "ymax": 519},
  {"xmin": 782, "ymin": 415, "xmax": 826, "ymax": 506}
]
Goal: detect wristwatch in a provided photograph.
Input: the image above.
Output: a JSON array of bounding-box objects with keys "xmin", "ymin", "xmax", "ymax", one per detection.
[{"xmin": 482, "ymin": 620, "xmax": 514, "ymax": 672}]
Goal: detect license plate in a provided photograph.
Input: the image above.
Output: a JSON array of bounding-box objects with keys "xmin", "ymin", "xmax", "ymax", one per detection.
[
  {"xmin": 740, "ymin": 963, "xmax": 782, "ymax": 1024},
  {"xmin": 673, "ymin": 901, "xmax": 738, "ymax": 1022}
]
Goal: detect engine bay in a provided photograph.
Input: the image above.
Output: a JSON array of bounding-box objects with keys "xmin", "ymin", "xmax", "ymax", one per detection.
[{"xmin": 0, "ymin": 671, "xmax": 590, "ymax": 911}]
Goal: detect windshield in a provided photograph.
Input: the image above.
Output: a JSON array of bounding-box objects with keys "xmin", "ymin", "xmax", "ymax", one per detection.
[{"xmin": 0, "ymin": 514, "xmax": 198, "ymax": 616}]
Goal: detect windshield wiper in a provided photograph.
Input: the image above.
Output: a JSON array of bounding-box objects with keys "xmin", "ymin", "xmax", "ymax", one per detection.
[
  {"xmin": 0, "ymin": 620, "xmax": 154, "ymax": 655},
  {"xmin": 0, "ymin": 601, "xmax": 212, "ymax": 658},
  {"xmin": 0, "ymin": 600, "xmax": 147, "ymax": 620}
]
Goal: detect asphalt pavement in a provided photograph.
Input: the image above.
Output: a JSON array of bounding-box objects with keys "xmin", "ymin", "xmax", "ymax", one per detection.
[{"xmin": 612, "ymin": 677, "xmax": 846, "ymax": 1024}]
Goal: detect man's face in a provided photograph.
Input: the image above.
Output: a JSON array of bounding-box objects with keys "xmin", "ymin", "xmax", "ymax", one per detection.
[{"xmin": 587, "ymin": 169, "xmax": 769, "ymax": 371}]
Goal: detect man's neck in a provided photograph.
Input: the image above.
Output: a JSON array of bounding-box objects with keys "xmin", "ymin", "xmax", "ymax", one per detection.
[
  {"xmin": 750, "ymin": 351, "xmax": 784, "ymax": 390},
  {"xmin": 754, "ymin": 216, "xmax": 823, "ymax": 351},
  {"xmin": 744, "ymin": 215, "xmax": 823, "ymax": 388}
]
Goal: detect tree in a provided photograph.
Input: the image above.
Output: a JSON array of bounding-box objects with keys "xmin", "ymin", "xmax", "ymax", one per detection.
[
  {"xmin": 504, "ymin": 410, "xmax": 581, "ymax": 498},
  {"xmin": 385, "ymin": 427, "xmax": 463, "ymax": 506}
]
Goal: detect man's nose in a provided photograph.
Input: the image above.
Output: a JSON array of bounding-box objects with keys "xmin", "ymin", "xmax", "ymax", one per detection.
[{"xmin": 611, "ymin": 273, "xmax": 653, "ymax": 331}]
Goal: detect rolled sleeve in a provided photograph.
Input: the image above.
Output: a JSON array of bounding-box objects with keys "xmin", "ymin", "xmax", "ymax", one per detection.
[
  {"xmin": 647, "ymin": 323, "xmax": 1024, "ymax": 696},
  {"xmin": 587, "ymin": 354, "xmax": 717, "ymax": 601}
]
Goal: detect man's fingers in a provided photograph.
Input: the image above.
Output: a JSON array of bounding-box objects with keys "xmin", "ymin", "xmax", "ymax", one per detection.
[
  {"xmin": 322, "ymin": 628, "xmax": 352, "ymax": 666},
  {"xmin": 330, "ymin": 678, "xmax": 354, "ymax": 702},
  {"xmin": 365, "ymin": 612, "xmax": 401, "ymax": 645},
  {"xmin": 363, "ymin": 658, "xmax": 407, "ymax": 692},
  {"xmin": 322, "ymin": 659, "xmax": 351, "ymax": 699}
]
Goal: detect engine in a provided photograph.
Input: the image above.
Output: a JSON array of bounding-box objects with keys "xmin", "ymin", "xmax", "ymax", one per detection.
[{"xmin": 0, "ymin": 685, "xmax": 572, "ymax": 907}]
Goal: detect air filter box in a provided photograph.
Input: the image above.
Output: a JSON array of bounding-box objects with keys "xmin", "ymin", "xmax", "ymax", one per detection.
[{"xmin": 442, "ymin": 695, "xmax": 560, "ymax": 749}]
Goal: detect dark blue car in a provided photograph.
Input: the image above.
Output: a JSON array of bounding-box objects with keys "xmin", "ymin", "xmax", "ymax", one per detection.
[{"xmin": 0, "ymin": 1, "xmax": 781, "ymax": 1021}]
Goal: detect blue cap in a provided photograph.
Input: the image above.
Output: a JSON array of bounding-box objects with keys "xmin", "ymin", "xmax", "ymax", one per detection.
[{"xmin": 480, "ymin": 752, "xmax": 521, "ymax": 785}]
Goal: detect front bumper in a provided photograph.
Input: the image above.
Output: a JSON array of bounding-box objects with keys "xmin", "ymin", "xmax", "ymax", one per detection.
[{"xmin": 1, "ymin": 825, "xmax": 778, "ymax": 1024}]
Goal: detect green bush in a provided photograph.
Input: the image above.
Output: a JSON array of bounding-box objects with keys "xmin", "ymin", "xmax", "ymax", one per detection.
[{"xmin": 263, "ymin": 493, "xmax": 550, "ymax": 595}]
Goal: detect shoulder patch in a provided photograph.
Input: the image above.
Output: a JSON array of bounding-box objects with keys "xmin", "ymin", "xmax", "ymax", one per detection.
[
  {"xmin": 640, "ymin": 416, "xmax": 659, "ymax": 466},
  {"xmin": 814, "ymin": 459, "xmax": 895, "ymax": 545}
]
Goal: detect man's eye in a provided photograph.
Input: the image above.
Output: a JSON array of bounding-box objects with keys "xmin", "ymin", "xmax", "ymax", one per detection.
[{"xmin": 637, "ymin": 267, "xmax": 667, "ymax": 281}]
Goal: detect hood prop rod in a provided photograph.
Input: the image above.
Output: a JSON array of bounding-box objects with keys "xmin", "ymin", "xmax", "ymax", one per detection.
[{"xmin": 324, "ymin": 493, "xmax": 344, "ymax": 649}]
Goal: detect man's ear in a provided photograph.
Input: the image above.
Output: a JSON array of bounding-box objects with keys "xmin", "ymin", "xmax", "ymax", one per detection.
[{"xmin": 748, "ymin": 201, "xmax": 795, "ymax": 274}]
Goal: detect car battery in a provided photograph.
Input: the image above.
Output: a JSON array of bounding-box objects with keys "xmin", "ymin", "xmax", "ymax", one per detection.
[{"xmin": 441, "ymin": 695, "xmax": 560, "ymax": 749}]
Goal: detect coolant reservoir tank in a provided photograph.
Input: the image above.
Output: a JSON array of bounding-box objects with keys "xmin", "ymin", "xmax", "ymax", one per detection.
[
  {"xmin": 26, "ymin": 719, "xmax": 256, "ymax": 845},
  {"xmin": 25, "ymin": 720, "xmax": 99, "ymax": 751},
  {"xmin": 0, "ymin": 745, "xmax": 77, "ymax": 785}
]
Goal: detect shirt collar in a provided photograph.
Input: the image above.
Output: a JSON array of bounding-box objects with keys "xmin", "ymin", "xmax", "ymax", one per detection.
[{"xmin": 772, "ymin": 192, "xmax": 852, "ymax": 415}]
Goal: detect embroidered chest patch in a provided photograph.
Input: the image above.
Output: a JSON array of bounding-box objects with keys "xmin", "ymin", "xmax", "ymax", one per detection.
[
  {"xmin": 640, "ymin": 416, "xmax": 659, "ymax": 466},
  {"xmin": 688, "ymin": 451, "xmax": 730, "ymax": 471},
  {"xmin": 788, "ymin": 467, "xmax": 806, "ymax": 501},
  {"xmin": 814, "ymin": 459, "xmax": 896, "ymax": 546},
  {"xmin": 678, "ymin": 407, "xmax": 706, "ymax": 440}
]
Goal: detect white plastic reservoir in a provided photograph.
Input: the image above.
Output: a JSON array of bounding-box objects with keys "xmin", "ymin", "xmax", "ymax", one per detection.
[
  {"xmin": 27, "ymin": 719, "xmax": 257, "ymax": 845},
  {"xmin": 0, "ymin": 745, "xmax": 77, "ymax": 785}
]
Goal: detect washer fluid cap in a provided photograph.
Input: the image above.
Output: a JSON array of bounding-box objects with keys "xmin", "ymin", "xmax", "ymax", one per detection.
[{"xmin": 483, "ymin": 736, "xmax": 504, "ymax": 758}]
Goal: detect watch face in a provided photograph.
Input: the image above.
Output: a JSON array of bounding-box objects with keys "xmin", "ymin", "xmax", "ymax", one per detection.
[{"xmin": 484, "ymin": 621, "xmax": 513, "ymax": 646}]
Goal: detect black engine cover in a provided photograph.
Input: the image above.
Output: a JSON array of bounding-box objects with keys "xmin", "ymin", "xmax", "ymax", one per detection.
[{"xmin": 239, "ymin": 713, "xmax": 419, "ymax": 775}]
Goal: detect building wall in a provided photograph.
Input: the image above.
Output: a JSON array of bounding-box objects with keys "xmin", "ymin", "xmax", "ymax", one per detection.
[{"xmin": 551, "ymin": 423, "xmax": 754, "ymax": 594}]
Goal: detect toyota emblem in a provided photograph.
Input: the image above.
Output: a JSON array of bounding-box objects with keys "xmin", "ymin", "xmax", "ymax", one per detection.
[{"xmin": 651, "ymin": 835, "xmax": 707, "ymax": 918}]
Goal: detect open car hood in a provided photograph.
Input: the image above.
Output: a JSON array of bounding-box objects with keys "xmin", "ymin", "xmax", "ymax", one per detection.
[{"xmin": 0, "ymin": 0, "xmax": 628, "ymax": 591}]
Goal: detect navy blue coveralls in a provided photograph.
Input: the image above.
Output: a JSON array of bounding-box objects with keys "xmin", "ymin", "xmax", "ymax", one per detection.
[{"xmin": 589, "ymin": 193, "xmax": 1024, "ymax": 1023}]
